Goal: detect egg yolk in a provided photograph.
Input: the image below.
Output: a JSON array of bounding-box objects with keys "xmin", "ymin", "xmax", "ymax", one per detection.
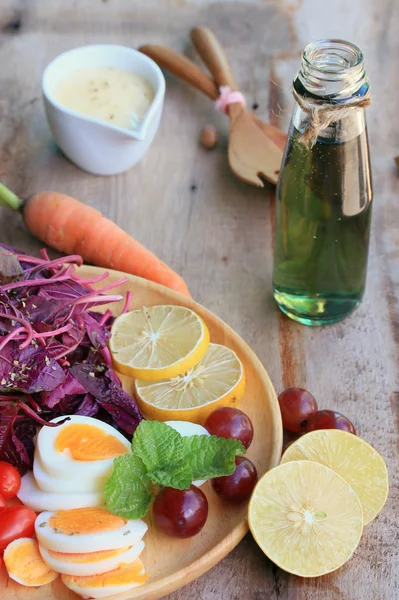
[
  {"xmin": 55, "ymin": 424, "xmax": 129, "ymax": 461},
  {"xmin": 47, "ymin": 547, "xmax": 130, "ymax": 564},
  {"xmin": 49, "ymin": 507, "xmax": 126, "ymax": 535},
  {"xmin": 5, "ymin": 539, "xmax": 58, "ymax": 586},
  {"xmin": 62, "ymin": 559, "xmax": 147, "ymax": 588}
]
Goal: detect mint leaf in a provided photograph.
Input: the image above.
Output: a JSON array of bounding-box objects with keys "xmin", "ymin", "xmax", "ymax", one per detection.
[
  {"xmin": 104, "ymin": 454, "xmax": 153, "ymax": 520},
  {"xmin": 148, "ymin": 460, "xmax": 192, "ymax": 490},
  {"xmin": 132, "ymin": 421, "xmax": 192, "ymax": 489},
  {"xmin": 104, "ymin": 422, "xmax": 247, "ymax": 520},
  {"xmin": 132, "ymin": 420, "xmax": 184, "ymax": 471},
  {"xmin": 183, "ymin": 435, "xmax": 245, "ymax": 480}
]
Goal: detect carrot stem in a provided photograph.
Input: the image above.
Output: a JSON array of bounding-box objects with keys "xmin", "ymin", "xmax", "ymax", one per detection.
[{"xmin": 0, "ymin": 182, "xmax": 22, "ymax": 210}]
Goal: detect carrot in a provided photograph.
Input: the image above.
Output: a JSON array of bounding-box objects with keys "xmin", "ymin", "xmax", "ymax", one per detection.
[{"xmin": 0, "ymin": 185, "xmax": 190, "ymax": 297}]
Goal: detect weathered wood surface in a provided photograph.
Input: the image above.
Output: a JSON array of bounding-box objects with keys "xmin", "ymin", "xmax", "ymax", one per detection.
[{"xmin": 0, "ymin": 1, "xmax": 398, "ymax": 599}]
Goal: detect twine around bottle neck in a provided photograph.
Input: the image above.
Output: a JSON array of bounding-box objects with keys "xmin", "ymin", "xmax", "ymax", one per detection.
[{"xmin": 293, "ymin": 87, "xmax": 372, "ymax": 147}]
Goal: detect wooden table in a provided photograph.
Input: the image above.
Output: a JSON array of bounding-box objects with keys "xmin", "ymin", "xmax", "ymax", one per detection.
[{"xmin": 0, "ymin": 1, "xmax": 398, "ymax": 599}]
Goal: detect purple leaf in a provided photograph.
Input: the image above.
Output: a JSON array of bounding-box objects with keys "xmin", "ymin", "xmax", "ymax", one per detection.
[
  {"xmin": 0, "ymin": 407, "xmax": 32, "ymax": 473},
  {"xmin": 70, "ymin": 364, "xmax": 142, "ymax": 435},
  {"xmin": 0, "ymin": 244, "xmax": 135, "ymax": 471},
  {"xmin": 43, "ymin": 372, "xmax": 86, "ymax": 408},
  {"xmin": 83, "ymin": 312, "xmax": 111, "ymax": 349},
  {"xmin": 38, "ymin": 279, "xmax": 89, "ymax": 301},
  {"xmin": 0, "ymin": 342, "xmax": 65, "ymax": 393},
  {"xmin": 20, "ymin": 295, "xmax": 69, "ymax": 326},
  {"xmin": 75, "ymin": 394, "xmax": 100, "ymax": 418},
  {"xmin": 0, "ymin": 248, "xmax": 23, "ymax": 284}
]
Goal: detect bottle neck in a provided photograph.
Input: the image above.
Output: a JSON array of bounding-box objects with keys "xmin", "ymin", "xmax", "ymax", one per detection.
[{"xmin": 292, "ymin": 39, "xmax": 370, "ymax": 143}]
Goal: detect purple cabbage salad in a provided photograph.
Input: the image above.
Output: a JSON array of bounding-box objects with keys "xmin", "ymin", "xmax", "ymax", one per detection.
[{"xmin": 0, "ymin": 244, "xmax": 142, "ymax": 473}]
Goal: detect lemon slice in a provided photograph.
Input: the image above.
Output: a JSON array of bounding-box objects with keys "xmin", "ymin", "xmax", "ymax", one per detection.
[
  {"xmin": 135, "ymin": 343, "xmax": 245, "ymax": 422},
  {"xmin": 280, "ymin": 429, "xmax": 388, "ymax": 525},
  {"xmin": 110, "ymin": 305, "xmax": 210, "ymax": 380},
  {"xmin": 248, "ymin": 461, "xmax": 363, "ymax": 578}
]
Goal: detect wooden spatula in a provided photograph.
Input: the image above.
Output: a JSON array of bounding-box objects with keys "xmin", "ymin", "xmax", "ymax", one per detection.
[
  {"xmin": 140, "ymin": 39, "xmax": 285, "ymax": 186},
  {"xmin": 190, "ymin": 26, "xmax": 284, "ymax": 187}
]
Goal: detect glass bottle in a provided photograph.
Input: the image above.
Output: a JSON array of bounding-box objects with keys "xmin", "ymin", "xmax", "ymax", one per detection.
[{"xmin": 273, "ymin": 39, "xmax": 372, "ymax": 326}]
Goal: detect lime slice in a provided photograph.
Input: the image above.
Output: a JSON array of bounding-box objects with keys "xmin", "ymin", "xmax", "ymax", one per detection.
[
  {"xmin": 110, "ymin": 305, "xmax": 210, "ymax": 381},
  {"xmin": 248, "ymin": 460, "xmax": 363, "ymax": 577},
  {"xmin": 281, "ymin": 429, "xmax": 388, "ymax": 525},
  {"xmin": 135, "ymin": 343, "xmax": 245, "ymax": 422}
]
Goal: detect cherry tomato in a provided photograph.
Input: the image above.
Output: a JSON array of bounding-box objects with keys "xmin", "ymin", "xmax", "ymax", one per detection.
[
  {"xmin": 0, "ymin": 494, "xmax": 6, "ymax": 511},
  {"xmin": 278, "ymin": 388, "xmax": 318, "ymax": 432},
  {"xmin": 0, "ymin": 462, "xmax": 21, "ymax": 500},
  {"xmin": 204, "ymin": 407, "xmax": 254, "ymax": 449},
  {"xmin": 0, "ymin": 505, "xmax": 36, "ymax": 551},
  {"xmin": 305, "ymin": 410, "xmax": 356, "ymax": 434},
  {"xmin": 212, "ymin": 456, "xmax": 258, "ymax": 503},
  {"xmin": 153, "ymin": 486, "xmax": 208, "ymax": 538}
]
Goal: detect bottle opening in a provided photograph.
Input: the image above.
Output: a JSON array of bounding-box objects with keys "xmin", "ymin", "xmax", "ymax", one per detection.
[
  {"xmin": 303, "ymin": 40, "xmax": 363, "ymax": 74},
  {"xmin": 297, "ymin": 39, "xmax": 368, "ymax": 100}
]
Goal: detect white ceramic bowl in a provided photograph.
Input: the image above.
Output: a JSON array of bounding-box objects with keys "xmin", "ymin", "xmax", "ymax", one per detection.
[{"xmin": 42, "ymin": 44, "xmax": 165, "ymax": 176}]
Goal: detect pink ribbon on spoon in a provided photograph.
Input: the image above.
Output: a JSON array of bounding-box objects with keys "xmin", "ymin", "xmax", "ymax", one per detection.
[{"xmin": 215, "ymin": 86, "xmax": 246, "ymax": 114}]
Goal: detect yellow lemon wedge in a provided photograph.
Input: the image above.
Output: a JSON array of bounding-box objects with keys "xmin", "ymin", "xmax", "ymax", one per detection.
[
  {"xmin": 110, "ymin": 305, "xmax": 210, "ymax": 380},
  {"xmin": 280, "ymin": 429, "xmax": 389, "ymax": 525},
  {"xmin": 135, "ymin": 343, "xmax": 245, "ymax": 423},
  {"xmin": 248, "ymin": 461, "xmax": 363, "ymax": 578}
]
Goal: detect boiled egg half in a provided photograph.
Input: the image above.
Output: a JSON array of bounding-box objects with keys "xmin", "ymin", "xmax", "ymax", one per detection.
[
  {"xmin": 4, "ymin": 538, "xmax": 59, "ymax": 587},
  {"xmin": 61, "ymin": 559, "xmax": 147, "ymax": 599},
  {"xmin": 39, "ymin": 541, "xmax": 145, "ymax": 576},
  {"xmin": 35, "ymin": 415, "xmax": 131, "ymax": 482},
  {"xmin": 35, "ymin": 507, "xmax": 148, "ymax": 553},
  {"xmin": 18, "ymin": 471, "xmax": 105, "ymax": 512}
]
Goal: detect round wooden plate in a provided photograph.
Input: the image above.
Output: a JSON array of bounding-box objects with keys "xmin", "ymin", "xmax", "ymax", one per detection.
[{"xmin": 0, "ymin": 267, "xmax": 282, "ymax": 600}]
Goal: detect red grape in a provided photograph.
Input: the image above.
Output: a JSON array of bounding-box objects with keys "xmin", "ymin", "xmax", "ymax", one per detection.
[
  {"xmin": 278, "ymin": 388, "xmax": 318, "ymax": 432},
  {"xmin": 212, "ymin": 456, "xmax": 258, "ymax": 503},
  {"xmin": 153, "ymin": 485, "xmax": 208, "ymax": 538},
  {"xmin": 305, "ymin": 410, "xmax": 356, "ymax": 434},
  {"xmin": 204, "ymin": 407, "xmax": 254, "ymax": 449}
]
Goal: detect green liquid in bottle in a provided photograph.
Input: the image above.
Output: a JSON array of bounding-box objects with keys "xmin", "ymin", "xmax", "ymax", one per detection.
[{"xmin": 273, "ymin": 126, "xmax": 372, "ymax": 326}]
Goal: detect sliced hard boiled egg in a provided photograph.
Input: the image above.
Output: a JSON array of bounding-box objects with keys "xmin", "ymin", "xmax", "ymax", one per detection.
[
  {"xmin": 61, "ymin": 559, "xmax": 147, "ymax": 599},
  {"xmin": 4, "ymin": 538, "xmax": 59, "ymax": 587},
  {"xmin": 33, "ymin": 452, "xmax": 106, "ymax": 494},
  {"xmin": 165, "ymin": 420, "xmax": 210, "ymax": 487},
  {"xmin": 36, "ymin": 415, "xmax": 130, "ymax": 482},
  {"xmin": 18, "ymin": 472, "xmax": 105, "ymax": 512},
  {"xmin": 39, "ymin": 541, "xmax": 144, "ymax": 576},
  {"xmin": 35, "ymin": 507, "xmax": 148, "ymax": 553},
  {"xmin": 165, "ymin": 420, "xmax": 210, "ymax": 437}
]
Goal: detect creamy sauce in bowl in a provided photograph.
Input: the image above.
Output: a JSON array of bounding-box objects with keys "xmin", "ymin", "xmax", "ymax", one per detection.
[{"xmin": 53, "ymin": 66, "xmax": 154, "ymax": 130}]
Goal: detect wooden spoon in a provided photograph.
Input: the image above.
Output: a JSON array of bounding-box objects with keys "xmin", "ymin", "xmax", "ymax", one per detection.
[
  {"xmin": 190, "ymin": 26, "xmax": 285, "ymax": 186},
  {"xmin": 140, "ymin": 43, "xmax": 286, "ymax": 186},
  {"xmin": 139, "ymin": 45, "xmax": 218, "ymax": 101}
]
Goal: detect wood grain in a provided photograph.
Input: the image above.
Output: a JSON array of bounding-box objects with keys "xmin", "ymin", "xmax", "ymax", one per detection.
[
  {"xmin": 0, "ymin": 1, "xmax": 398, "ymax": 599},
  {"xmin": 0, "ymin": 266, "xmax": 283, "ymax": 600}
]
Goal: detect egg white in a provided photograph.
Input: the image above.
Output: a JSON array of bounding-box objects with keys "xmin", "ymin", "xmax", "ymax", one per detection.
[
  {"xmin": 61, "ymin": 563, "xmax": 146, "ymax": 599},
  {"xmin": 165, "ymin": 420, "xmax": 210, "ymax": 487},
  {"xmin": 33, "ymin": 451, "xmax": 107, "ymax": 494},
  {"xmin": 36, "ymin": 415, "xmax": 131, "ymax": 481},
  {"xmin": 18, "ymin": 472, "xmax": 105, "ymax": 512},
  {"xmin": 35, "ymin": 511, "xmax": 148, "ymax": 553},
  {"xmin": 39, "ymin": 540, "xmax": 145, "ymax": 576}
]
